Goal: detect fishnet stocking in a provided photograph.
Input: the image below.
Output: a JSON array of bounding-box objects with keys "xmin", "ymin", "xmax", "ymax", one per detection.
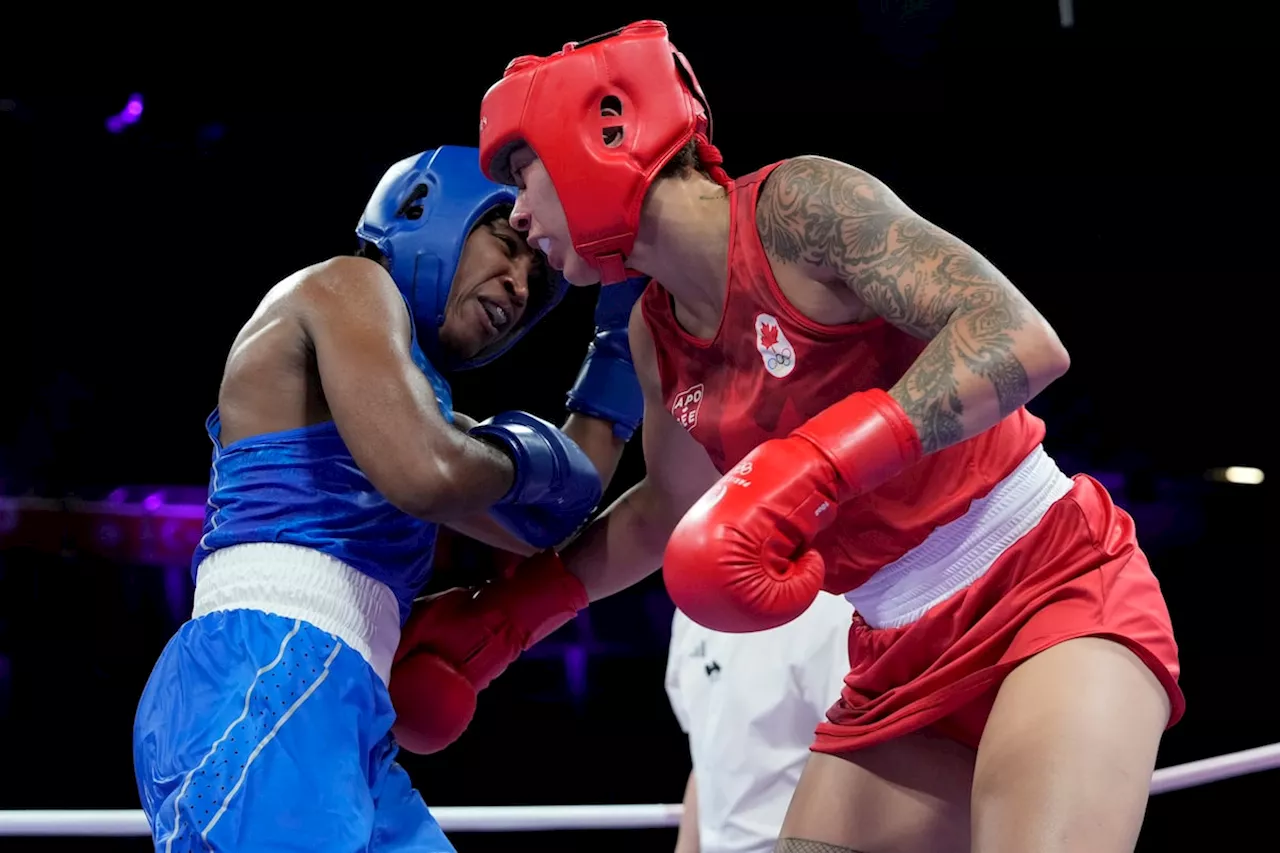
[{"xmin": 775, "ymin": 840, "xmax": 869, "ymax": 853}]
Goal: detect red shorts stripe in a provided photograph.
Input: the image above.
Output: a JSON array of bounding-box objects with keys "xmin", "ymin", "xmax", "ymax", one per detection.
[{"xmin": 811, "ymin": 474, "xmax": 1184, "ymax": 755}]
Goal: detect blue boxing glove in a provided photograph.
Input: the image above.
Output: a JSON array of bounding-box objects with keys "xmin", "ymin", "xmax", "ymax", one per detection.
[
  {"xmin": 469, "ymin": 411, "xmax": 603, "ymax": 549},
  {"xmin": 565, "ymin": 276, "xmax": 650, "ymax": 441}
]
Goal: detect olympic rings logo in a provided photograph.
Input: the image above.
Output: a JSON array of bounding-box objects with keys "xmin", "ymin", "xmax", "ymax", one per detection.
[{"xmin": 766, "ymin": 347, "xmax": 793, "ymax": 372}]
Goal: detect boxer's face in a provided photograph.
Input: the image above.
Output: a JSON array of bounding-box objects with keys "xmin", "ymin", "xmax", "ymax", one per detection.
[
  {"xmin": 438, "ymin": 215, "xmax": 544, "ymax": 360},
  {"xmin": 507, "ymin": 145, "xmax": 601, "ymax": 287}
]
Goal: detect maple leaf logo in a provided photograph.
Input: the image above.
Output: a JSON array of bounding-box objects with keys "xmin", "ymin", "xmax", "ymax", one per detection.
[
  {"xmin": 760, "ymin": 322, "xmax": 780, "ymax": 349},
  {"xmin": 754, "ymin": 312, "xmax": 796, "ymax": 379}
]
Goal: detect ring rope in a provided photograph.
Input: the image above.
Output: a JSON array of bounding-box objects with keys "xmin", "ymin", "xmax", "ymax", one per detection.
[{"xmin": 1, "ymin": 742, "xmax": 1276, "ymax": 836}]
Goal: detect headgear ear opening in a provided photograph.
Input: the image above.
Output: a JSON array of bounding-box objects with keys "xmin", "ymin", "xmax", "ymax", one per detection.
[{"xmin": 395, "ymin": 184, "xmax": 431, "ymax": 220}]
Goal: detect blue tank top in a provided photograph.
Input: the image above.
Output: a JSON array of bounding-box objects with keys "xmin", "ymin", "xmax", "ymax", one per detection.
[{"xmin": 192, "ymin": 304, "xmax": 453, "ymax": 624}]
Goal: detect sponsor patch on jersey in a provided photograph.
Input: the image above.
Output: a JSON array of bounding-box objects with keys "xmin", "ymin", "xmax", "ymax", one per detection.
[{"xmin": 671, "ymin": 383, "xmax": 705, "ymax": 432}]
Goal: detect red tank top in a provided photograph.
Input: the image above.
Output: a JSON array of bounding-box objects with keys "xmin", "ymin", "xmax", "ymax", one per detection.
[{"xmin": 640, "ymin": 161, "xmax": 1047, "ymax": 594}]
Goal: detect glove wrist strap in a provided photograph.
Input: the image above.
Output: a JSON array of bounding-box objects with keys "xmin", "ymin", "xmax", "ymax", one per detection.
[
  {"xmin": 791, "ymin": 389, "xmax": 922, "ymax": 499},
  {"xmin": 485, "ymin": 551, "xmax": 588, "ymax": 649}
]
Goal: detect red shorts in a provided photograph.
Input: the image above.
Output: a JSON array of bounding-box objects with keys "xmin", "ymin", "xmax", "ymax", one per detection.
[{"xmin": 811, "ymin": 474, "xmax": 1184, "ymax": 755}]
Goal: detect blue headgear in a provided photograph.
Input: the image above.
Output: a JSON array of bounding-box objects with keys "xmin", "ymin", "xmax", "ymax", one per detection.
[{"xmin": 355, "ymin": 146, "xmax": 568, "ymax": 371}]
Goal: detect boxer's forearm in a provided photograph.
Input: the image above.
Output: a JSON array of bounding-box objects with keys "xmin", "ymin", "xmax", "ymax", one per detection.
[
  {"xmin": 560, "ymin": 413, "xmax": 628, "ymax": 491},
  {"xmin": 888, "ymin": 306, "xmax": 1069, "ymax": 454},
  {"xmin": 558, "ymin": 478, "xmax": 673, "ymax": 602}
]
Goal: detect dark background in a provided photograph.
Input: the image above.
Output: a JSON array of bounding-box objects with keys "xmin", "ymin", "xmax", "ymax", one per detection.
[{"xmin": 0, "ymin": 2, "xmax": 1272, "ymax": 850}]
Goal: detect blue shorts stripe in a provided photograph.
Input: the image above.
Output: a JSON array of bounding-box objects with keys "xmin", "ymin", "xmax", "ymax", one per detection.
[{"xmin": 134, "ymin": 610, "xmax": 453, "ymax": 852}]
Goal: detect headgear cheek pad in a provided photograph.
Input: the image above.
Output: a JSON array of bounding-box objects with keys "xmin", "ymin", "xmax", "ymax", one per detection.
[
  {"xmin": 479, "ymin": 20, "xmax": 719, "ymax": 285},
  {"xmin": 355, "ymin": 146, "xmax": 568, "ymax": 371}
]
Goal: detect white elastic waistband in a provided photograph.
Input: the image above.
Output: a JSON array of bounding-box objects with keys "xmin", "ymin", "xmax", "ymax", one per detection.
[
  {"xmin": 845, "ymin": 444, "xmax": 1074, "ymax": 629},
  {"xmin": 192, "ymin": 543, "xmax": 401, "ymax": 686}
]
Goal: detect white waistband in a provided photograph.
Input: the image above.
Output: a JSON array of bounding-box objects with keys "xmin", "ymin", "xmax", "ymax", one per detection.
[
  {"xmin": 845, "ymin": 444, "xmax": 1074, "ymax": 629},
  {"xmin": 192, "ymin": 543, "xmax": 401, "ymax": 686}
]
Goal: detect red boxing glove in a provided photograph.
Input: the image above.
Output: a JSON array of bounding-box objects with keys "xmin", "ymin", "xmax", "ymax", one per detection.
[
  {"xmin": 663, "ymin": 389, "xmax": 922, "ymax": 633},
  {"xmin": 389, "ymin": 550, "xmax": 587, "ymax": 754}
]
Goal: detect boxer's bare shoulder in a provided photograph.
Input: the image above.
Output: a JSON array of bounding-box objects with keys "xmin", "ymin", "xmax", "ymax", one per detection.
[
  {"xmin": 755, "ymin": 155, "xmax": 1066, "ymax": 454},
  {"xmin": 755, "ymin": 155, "xmax": 1017, "ymax": 341},
  {"xmin": 216, "ymin": 256, "xmax": 407, "ymax": 447}
]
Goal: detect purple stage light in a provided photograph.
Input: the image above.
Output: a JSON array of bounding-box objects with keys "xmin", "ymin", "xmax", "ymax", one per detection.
[
  {"xmin": 564, "ymin": 643, "xmax": 588, "ymax": 703},
  {"xmin": 143, "ymin": 492, "xmax": 163, "ymax": 512},
  {"xmin": 105, "ymin": 93, "xmax": 144, "ymax": 134}
]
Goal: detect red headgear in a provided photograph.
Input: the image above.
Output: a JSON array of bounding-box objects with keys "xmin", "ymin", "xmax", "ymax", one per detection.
[{"xmin": 478, "ymin": 20, "xmax": 729, "ymax": 284}]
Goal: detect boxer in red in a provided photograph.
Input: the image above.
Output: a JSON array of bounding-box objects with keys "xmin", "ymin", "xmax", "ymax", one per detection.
[{"xmin": 450, "ymin": 19, "xmax": 1185, "ymax": 853}]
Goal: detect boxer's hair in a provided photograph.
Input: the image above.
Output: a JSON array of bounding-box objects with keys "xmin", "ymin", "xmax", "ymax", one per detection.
[
  {"xmin": 657, "ymin": 138, "xmax": 710, "ymax": 182},
  {"xmin": 476, "ymin": 203, "xmax": 515, "ymax": 230},
  {"xmin": 665, "ymin": 137, "xmax": 727, "ymax": 185}
]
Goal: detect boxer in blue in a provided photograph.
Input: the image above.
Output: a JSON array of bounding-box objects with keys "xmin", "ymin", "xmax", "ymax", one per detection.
[{"xmin": 131, "ymin": 146, "xmax": 646, "ymax": 852}]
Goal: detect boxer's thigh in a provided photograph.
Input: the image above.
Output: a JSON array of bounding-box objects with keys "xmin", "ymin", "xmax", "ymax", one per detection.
[
  {"xmin": 776, "ymin": 729, "xmax": 974, "ymax": 853},
  {"xmin": 971, "ymin": 636, "xmax": 1171, "ymax": 853},
  {"xmin": 135, "ymin": 610, "xmax": 389, "ymax": 852}
]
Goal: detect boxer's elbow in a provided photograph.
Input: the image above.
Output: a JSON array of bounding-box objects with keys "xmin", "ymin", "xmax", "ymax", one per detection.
[
  {"xmin": 378, "ymin": 463, "xmax": 457, "ymax": 522},
  {"xmin": 1020, "ymin": 316, "xmax": 1071, "ymax": 398}
]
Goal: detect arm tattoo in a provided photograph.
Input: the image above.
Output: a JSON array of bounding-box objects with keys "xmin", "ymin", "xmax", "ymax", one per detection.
[
  {"xmin": 756, "ymin": 156, "xmax": 1033, "ymax": 454},
  {"xmin": 899, "ymin": 325, "xmax": 966, "ymax": 452}
]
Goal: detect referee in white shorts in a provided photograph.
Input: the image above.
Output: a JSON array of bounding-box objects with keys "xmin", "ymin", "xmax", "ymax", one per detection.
[{"xmin": 665, "ymin": 591, "xmax": 856, "ymax": 853}]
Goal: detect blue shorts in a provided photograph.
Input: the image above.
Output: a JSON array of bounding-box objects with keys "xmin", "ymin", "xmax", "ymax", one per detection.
[{"xmin": 133, "ymin": 608, "xmax": 454, "ymax": 852}]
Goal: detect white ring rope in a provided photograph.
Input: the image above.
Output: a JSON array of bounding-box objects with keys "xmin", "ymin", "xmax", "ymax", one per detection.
[
  {"xmin": 1, "ymin": 742, "xmax": 1276, "ymax": 836},
  {"xmin": 0, "ymin": 804, "xmax": 686, "ymax": 837}
]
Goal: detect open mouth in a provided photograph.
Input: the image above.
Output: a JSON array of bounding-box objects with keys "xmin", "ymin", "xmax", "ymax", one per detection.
[{"xmin": 477, "ymin": 296, "xmax": 511, "ymax": 335}]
